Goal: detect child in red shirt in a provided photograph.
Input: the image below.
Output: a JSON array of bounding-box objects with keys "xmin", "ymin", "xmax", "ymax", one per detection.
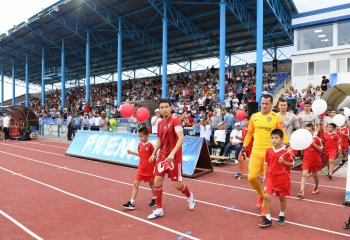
[
  {"xmin": 322, "ymin": 123, "xmax": 340, "ymax": 179},
  {"xmin": 236, "ymin": 116, "xmax": 254, "ymax": 179},
  {"xmin": 122, "ymin": 127, "xmax": 156, "ymax": 209},
  {"xmin": 298, "ymin": 123, "xmax": 323, "ymax": 198},
  {"xmin": 260, "ymin": 129, "xmax": 294, "ymax": 228},
  {"xmin": 337, "ymin": 124, "xmax": 349, "ymax": 167}
]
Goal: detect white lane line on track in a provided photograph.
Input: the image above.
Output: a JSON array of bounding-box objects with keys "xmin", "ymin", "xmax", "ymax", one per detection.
[
  {"xmin": 3, "ymin": 143, "xmax": 346, "ymax": 191},
  {"xmin": 0, "ymin": 151, "xmax": 349, "ymax": 237},
  {"xmin": 0, "ymin": 146, "xmax": 345, "ymax": 208},
  {"xmin": 213, "ymin": 169, "xmax": 346, "ymax": 190},
  {"xmin": 20, "ymin": 142, "xmax": 67, "ymax": 149},
  {"xmin": 0, "ymin": 209, "xmax": 44, "ymax": 240},
  {"xmin": 0, "ymin": 166, "xmax": 200, "ymax": 240}
]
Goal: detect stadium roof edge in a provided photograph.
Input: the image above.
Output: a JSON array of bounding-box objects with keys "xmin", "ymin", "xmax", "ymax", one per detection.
[{"xmin": 0, "ymin": 0, "xmax": 298, "ymax": 85}]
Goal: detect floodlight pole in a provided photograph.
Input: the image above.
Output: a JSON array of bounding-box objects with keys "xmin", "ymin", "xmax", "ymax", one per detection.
[
  {"xmin": 1, "ymin": 63, "xmax": 4, "ymax": 106},
  {"xmin": 117, "ymin": 17, "xmax": 123, "ymax": 106},
  {"xmin": 86, "ymin": 29, "xmax": 91, "ymax": 103},
  {"xmin": 219, "ymin": 0, "xmax": 226, "ymax": 105},
  {"xmin": 61, "ymin": 39, "xmax": 66, "ymax": 109},
  {"xmin": 162, "ymin": 0, "xmax": 168, "ymax": 99},
  {"xmin": 12, "ymin": 59, "xmax": 15, "ymax": 106},
  {"xmin": 256, "ymin": 0, "xmax": 264, "ymax": 103},
  {"xmin": 41, "ymin": 48, "xmax": 45, "ymax": 108},
  {"xmin": 25, "ymin": 53, "xmax": 29, "ymax": 108}
]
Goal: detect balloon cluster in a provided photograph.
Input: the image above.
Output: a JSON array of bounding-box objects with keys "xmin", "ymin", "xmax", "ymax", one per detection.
[{"xmin": 120, "ymin": 103, "xmax": 150, "ymax": 122}]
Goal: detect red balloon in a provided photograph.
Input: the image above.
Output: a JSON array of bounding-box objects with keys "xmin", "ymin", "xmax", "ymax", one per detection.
[
  {"xmin": 135, "ymin": 107, "xmax": 150, "ymax": 122},
  {"xmin": 120, "ymin": 103, "xmax": 135, "ymax": 118},
  {"xmin": 299, "ymin": 102, "xmax": 304, "ymax": 110},
  {"xmin": 236, "ymin": 110, "xmax": 247, "ymax": 122}
]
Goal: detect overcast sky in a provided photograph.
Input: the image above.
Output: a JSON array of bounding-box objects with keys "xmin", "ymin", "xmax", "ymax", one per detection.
[{"xmin": 1, "ymin": 0, "xmax": 350, "ymax": 101}]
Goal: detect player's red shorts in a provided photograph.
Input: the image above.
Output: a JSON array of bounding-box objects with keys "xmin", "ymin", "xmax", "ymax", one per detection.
[
  {"xmin": 135, "ymin": 174, "xmax": 154, "ymax": 183},
  {"xmin": 302, "ymin": 161, "xmax": 321, "ymax": 172},
  {"xmin": 264, "ymin": 177, "xmax": 290, "ymax": 197},
  {"xmin": 154, "ymin": 156, "xmax": 183, "ymax": 181},
  {"xmin": 246, "ymin": 147, "xmax": 252, "ymax": 158},
  {"xmin": 324, "ymin": 150, "xmax": 338, "ymax": 161},
  {"xmin": 341, "ymin": 144, "xmax": 349, "ymax": 152}
]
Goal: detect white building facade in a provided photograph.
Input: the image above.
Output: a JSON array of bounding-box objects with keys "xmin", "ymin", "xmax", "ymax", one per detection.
[{"xmin": 291, "ymin": 4, "xmax": 350, "ymax": 91}]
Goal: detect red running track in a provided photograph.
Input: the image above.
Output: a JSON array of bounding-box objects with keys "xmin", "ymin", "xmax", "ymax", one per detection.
[{"xmin": 0, "ymin": 139, "xmax": 349, "ymax": 240}]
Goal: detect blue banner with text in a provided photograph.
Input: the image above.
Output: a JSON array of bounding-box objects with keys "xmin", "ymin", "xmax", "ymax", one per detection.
[{"xmin": 66, "ymin": 131, "xmax": 204, "ymax": 176}]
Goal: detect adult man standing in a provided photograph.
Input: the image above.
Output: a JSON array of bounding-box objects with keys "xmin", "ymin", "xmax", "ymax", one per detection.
[
  {"xmin": 3, "ymin": 112, "xmax": 11, "ymax": 141},
  {"xmin": 243, "ymin": 94, "xmax": 288, "ymax": 216},
  {"xmin": 298, "ymin": 101, "xmax": 320, "ymax": 131},
  {"xmin": 148, "ymin": 99, "xmax": 195, "ymax": 219},
  {"xmin": 323, "ymin": 110, "xmax": 336, "ymax": 131},
  {"xmin": 151, "ymin": 109, "xmax": 162, "ymax": 134},
  {"xmin": 0, "ymin": 113, "xmax": 3, "ymax": 140},
  {"xmin": 99, "ymin": 111, "xmax": 109, "ymax": 132},
  {"xmin": 277, "ymin": 98, "xmax": 300, "ymax": 139}
]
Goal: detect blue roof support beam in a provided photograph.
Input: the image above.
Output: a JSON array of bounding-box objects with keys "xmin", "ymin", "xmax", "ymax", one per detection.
[
  {"xmin": 226, "ymin": 0, "xmax": 277, "ymax": 52},
  {"xmin": 256, "ymin": 0, "xmax": 263, "ymax": 103},
  {"xmin": 61, "ymin": 39, "xmax": 66, "ymax": 109},
  {"xmin": 162, "ymin": 0, "xmax": 168, "ymax": 99},
  {"xmin": 85, "ymin": 29, "xmax": 91, "ymax": 103},
  {"xmin": 219, "ymin": 0, "xmax": 226, "ymax": 105},
  {"xmin": 12, "ymin": 59, "xmax": 15, "ymax": 106},
  {"xmin": 25, "ymin": 53, "xmax": 29, "ymax": 108},
  {"xmin": 41, "ymin": 48, "xmax": 45, "ymax": 107},
  {"xmin": 264, "ymin": 0, "xmax": 293, "ymax": 42},
  {"xmin": 146, "ymin": 0, "xmax": 217, "ymax": 55},
  {"xmin": 117, "ymin": 17, "xmax": 122, "ymax": 106}
]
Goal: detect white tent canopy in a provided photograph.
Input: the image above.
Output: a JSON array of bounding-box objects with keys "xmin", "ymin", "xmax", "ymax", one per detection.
[{"xmin": 321, "ymin": 84, "xmax": 350, "ymax": 110}]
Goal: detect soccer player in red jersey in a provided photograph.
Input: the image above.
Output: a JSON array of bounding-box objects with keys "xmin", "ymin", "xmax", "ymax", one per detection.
[
  {"xmin": 121, "ymin": 127, "xmax": 156, "ymax": 210},
  {"xmin": 337, "ymin": 124, "xmax": 349, "ymax": 167},
  {"xmin": 322, "ymin": 123, "xmax": 341, "ymax": 179},
  {"xmin": 147, "ymin": 99, "xmax": 195, "ymax": 220},
  {"xmin": 298, "ymin": 124, "xmax": 323, "ymax": 199},
  {"xmin": 259, "ymin": 129, "xmax": 294, "ymax": 228}
]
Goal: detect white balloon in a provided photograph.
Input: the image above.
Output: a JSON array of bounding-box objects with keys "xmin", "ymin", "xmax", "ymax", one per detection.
[
  {"xmin": 333, "ymin": 114, "xmax": 346, "ymax": 127},
  {"xmin": 344, "ymin": 108, "xmax": 350, "ymax": 118},
  {"xmin": 312, "ymin": 99, "xmax": 328, "ymax": 115},
  {"xmin": 290, "ymin": 129, "xmax": 313, "ymax": 151}
]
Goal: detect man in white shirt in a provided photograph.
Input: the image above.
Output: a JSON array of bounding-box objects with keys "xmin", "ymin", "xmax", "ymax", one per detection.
[
  {"xmin": 223, "ymin": 122, "xmax": 243, "ymax": 158},
  {"xmin": 129, "ymin": 114, "xmax": 138, "ymax": 133},
  {"xmin": 198, "ymin": 117, "xmax": 212, "ymax": 145},
  {"xmin": 323, "ymin": 110, "xmax": 336, "ymax": 131},
  {"xmin": 277, "ymin": 98, "xmax": 300, "ymax": 139},
  {"xmin": 82, "ymin": 114, "xmax": 90, "ymax": 130},
  {"xmin": 208, "ymin": 122, "xmax": 226, "ymax": 156},
  {"xmin": 298, "ymin": 101, "xmax": 320, "ymax": 131},
  {"xmin": 0, "ymin": 114, "xmax": 3, "ymax": 140},
  {"xmin": 3, "ymin": 112, "xmax": 10, "ymax": 141},
  {"xmin": 151, "ymin": 109, "xmax": 162, "ymax": 134}
]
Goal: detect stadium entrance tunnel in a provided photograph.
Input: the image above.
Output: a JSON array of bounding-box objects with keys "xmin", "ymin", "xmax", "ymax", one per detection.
[{"xmin": 322, "ymin": 83, "xmax": 350, "ymax": 110}]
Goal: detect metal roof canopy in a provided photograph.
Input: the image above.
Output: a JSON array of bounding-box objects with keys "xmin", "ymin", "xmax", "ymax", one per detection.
[{"xmin": 0, "ymin": 0, "xmax": 297, "ymax": 85}]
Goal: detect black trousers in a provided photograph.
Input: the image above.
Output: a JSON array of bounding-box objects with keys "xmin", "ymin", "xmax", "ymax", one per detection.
[
  {"xmin": 3, "ymin": 127, "xmax": 10, "ymax": 140},
  {"xmin": 208, "ymin": 141, "xmax": 225, "ymax": 156}
]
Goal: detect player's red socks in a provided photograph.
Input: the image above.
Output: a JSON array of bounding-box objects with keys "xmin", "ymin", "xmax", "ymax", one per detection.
[
  {"xmin": 180, "ymin": 183, "xmax": 191, "ymax": 198},
  {"xmin": 154, "ymin": 186, "xmax": 163, "ymax": 209}
]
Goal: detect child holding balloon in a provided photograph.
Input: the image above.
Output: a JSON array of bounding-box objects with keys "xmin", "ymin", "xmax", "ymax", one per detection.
[
  {"xmin": 322, "ymin": 123, "xmax": 341, "ymax": 179},
  {"xmin": 121, "ymin": 127, "xmax": 156, "ymax": 210},
  {"xmin": 298, "ymin": 124, "xmax": 323, "ymax": 199},
  {"xmin": 259, "ymin": 129, "xmax": 294, "ymax": 228}
]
